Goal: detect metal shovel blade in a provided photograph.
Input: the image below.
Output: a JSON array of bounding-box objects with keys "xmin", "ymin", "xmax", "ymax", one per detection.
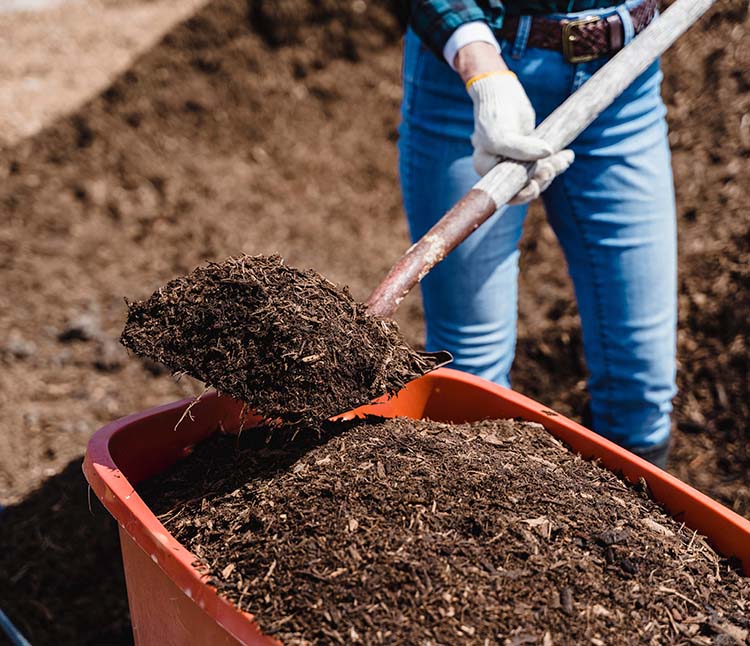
[{"xmin": 418, "ymin": 350, "xmax": 453, "ymax": 374}]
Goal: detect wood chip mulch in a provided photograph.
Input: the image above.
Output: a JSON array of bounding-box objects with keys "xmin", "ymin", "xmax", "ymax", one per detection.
[
  {"xmin": 121, "ymin": 255, "xmax": 438, "ymax": 425},
  {"xmin": 141, "ymin": 417, "xmax": 750, "ymax": 645}
]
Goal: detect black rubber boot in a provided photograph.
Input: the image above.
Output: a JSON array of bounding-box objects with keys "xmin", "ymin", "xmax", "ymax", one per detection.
[
  {"xmin": 629, "ymin": 441, "xmax": 670, "ymax": 470},
  {"xmin": 580, "ymin": 401, "xmax": 670, "ymax": 470}
]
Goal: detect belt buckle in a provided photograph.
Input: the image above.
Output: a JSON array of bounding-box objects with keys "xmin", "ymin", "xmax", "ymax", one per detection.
[{"xmin": 562, "ymin": 15, "xmax": 600, "ymax": 64}]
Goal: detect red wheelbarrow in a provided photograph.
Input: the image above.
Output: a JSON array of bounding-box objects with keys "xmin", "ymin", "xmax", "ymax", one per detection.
[{"xmin": 83, "ymin": 368, "xmax": 750, "ymax": 646}]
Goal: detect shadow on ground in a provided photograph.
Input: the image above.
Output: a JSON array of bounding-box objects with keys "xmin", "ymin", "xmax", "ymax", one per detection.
[{"xmin": 0, "ymin": 459, "xmax": 132, "ymax": 646}]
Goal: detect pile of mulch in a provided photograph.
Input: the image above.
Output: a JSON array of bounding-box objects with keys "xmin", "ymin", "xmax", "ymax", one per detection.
[
  {"xmin": 121, "ymin": 255, "xmax": 437, "ymax": 423},
  {"xmin": 141, "ymin": 417, "xmax": 750, "ymax": 645}
]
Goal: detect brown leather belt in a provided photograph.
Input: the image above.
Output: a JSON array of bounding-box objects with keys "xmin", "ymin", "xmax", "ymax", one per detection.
[{"xmin": 499, "ymin": 0, "xmax": 658, "ymax": 64}]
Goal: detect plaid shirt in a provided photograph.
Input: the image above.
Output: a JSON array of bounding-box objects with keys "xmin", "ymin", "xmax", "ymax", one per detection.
[{"xmin": 408, "ymin": 0, "xmax": 619, "ymax": 59}]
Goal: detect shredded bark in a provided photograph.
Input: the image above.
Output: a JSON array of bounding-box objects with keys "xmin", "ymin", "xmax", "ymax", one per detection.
[
  {"xmin": 141, "ymin": 417, "xmax": 750, "ymax": 645},
  {"xmin": 121, "ymin": 255, "xmax": 437, "ymax": 424}
]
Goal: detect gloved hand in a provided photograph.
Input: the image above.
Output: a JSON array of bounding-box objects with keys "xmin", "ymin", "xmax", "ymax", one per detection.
[{"xmin": 466, "ymin": 70, "xmax": 574, "ymax": 204}]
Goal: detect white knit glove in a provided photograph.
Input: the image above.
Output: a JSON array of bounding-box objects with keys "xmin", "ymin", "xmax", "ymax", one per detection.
[{"xmin": 467, "ymin": 71, "xmax": 574, "ymax": 204}]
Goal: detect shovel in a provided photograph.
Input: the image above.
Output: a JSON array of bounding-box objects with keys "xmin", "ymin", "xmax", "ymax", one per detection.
[
  {"xmin": 122, "ymin": 0, "xmax": 714, "ymax": 423},
  {"xmin": 367, "ymin": 0, "xmax": 715, "ymax": 322}
]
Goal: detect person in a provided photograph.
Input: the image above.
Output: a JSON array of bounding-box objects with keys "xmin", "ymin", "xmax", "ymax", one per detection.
[{"xmin": 399, "ymin": 0, "xmax": 675, "ymax": 467}]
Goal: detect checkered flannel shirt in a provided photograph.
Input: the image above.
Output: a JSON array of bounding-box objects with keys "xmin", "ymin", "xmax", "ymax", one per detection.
[{"xmin": 407, "ymin": 0, "xmax": 621, "ymax": 60}]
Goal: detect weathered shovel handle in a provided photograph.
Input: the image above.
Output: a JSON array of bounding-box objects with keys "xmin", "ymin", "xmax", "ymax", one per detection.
[{"xmin": 367, "ymin": 0, "xmax": 716, "ymax": 318}]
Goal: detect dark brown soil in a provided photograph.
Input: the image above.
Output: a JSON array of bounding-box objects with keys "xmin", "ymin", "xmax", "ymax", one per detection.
[
  {"xmin": 141, "ymin": 417, "xmax": 750, "ymax": 645},
  {"xmin": 0, "ymin": 0, "xmax": 748, "ymax": 643},
  {"xmin": 121, "ymin": 254, "xmax": 437, "ymax": 423}
]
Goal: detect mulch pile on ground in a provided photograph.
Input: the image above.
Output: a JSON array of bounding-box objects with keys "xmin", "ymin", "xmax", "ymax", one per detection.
[
  {"xmin": 141, "ymin": 417, "xmax": 750, "ymax": 645},
  {"xmin": 121, "ymin": 255, "xmax": 437, "ymax": 423}
]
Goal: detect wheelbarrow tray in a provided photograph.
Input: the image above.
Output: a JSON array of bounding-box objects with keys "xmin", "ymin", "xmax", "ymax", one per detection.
[{"xmin": 83, "ymin": 368, "xmax": 750, "ymax": 646}]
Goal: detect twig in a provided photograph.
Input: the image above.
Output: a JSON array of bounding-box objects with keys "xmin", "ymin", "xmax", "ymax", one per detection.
[
  {"xmin": 262, "ymin": 559, "xmax": 277, "ymax": 583},
  {"xmin": 658, "ymin": 586, "xmax": 702, "ymax": 610},
  {"xmin": 174, "ymin": 387, "xmax": 209, "ymax": 432}
]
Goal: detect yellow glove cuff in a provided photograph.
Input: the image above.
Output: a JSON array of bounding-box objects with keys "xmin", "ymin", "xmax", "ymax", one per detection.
[{"xmin": 465, "ymin": 70, "xmax": 517, "ymax": 90}]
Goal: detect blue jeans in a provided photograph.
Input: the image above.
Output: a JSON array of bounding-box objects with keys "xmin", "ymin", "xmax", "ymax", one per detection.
[{"xmin": 398, "ymin": 2, "xmax": 677, "ymax": 450}]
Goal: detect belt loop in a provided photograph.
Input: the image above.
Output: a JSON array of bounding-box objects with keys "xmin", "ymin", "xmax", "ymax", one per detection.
[
  {"xmin": 511, "ymin": 15, "xmax": 532, "ymax": 60},
  {"xmin": 615, "ymin": 4, "xmax": 636, "ymax": 44}
]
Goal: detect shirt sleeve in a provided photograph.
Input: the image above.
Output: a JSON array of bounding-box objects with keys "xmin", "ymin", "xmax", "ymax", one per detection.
[
  {"xmin": 408, "ymin": 0, "xmax": 496, "ymax": 61},
  {"xmin": 443, "ymin": 21, "xmax": 501, "ymax": 69}
]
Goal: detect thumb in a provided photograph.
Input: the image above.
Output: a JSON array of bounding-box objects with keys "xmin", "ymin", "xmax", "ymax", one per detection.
[
  {"xmin": 509, "ymin": 179, "xmax": 541, "ymax": 205},
  {"xmin": 532, "ymin": 149, "xmax": 576, "ymax": 191},
  {"xmin": 495, "ymin": 133, "xmax": 554, "ymax": 161}
]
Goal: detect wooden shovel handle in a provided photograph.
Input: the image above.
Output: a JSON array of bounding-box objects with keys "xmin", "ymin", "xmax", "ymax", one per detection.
[{"xmin": 366, "ymin": 0, "xmax": 715, "ymax": 319}]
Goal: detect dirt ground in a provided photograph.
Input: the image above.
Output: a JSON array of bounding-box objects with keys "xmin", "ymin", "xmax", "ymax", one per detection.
[
  {"xmin": 0, "ymin": 0, "xmax": 209, "ymax": 147},
  {"xmin": 0, "ymin": 0, "xmax": 748, "ymax": 643}
]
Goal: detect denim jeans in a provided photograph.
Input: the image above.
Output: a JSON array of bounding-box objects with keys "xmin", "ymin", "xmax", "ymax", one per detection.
[{"xmin": 398, "ymin": 1, "xmax": 677, "ymax": 450}]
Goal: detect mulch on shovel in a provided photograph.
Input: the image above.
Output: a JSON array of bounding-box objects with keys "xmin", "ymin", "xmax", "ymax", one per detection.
[
  {"xmin": 121, "ymin": 255, "xmax": 437, "ymax": 424},
  {"xmin": 141, "ymin": 417, "xmax": 750, "ymax": 646}
]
